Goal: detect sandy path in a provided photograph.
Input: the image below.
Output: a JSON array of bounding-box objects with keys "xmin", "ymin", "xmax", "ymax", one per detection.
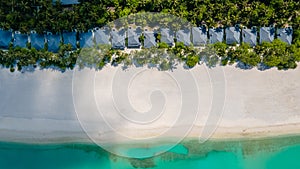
[{"xmin": 0, "ymin": 65, "xmax": 300, "ymax": 144}]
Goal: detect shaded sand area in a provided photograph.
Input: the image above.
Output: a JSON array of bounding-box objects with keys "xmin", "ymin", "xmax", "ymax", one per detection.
[{"xmin": 0, "ymin": 65, "xmax": 300, "ymax": 144}]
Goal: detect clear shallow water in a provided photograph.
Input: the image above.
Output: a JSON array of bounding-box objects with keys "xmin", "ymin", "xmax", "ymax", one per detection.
[{"xmin": 1, "ymin": 136, "xmax": 300, "ymax": 169}]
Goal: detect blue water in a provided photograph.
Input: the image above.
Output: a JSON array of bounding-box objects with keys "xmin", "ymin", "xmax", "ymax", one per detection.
[{"xmin": 1, "ymin": 136, "xmax": 300, "ymax": 169}]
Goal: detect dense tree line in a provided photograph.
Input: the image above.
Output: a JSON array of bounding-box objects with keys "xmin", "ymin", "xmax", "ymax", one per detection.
[
  {"xmin": 0, "ymin": 44, "xmax": 78, "ymax": 72},
  {"xmin": 2, "ymin": 39, "xmax": 298, "ymax": 73},
  {"xmin": 0, "ymin": 0, "xmax": 299, "ymax": 72},
  {"xmin": 0, "ymin": 0, "xmax": 299, "ymax": 34}
]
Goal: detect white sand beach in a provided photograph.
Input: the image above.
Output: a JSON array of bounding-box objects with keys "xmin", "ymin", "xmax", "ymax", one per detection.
[{"xmin": 0, "ymin": 65, "xmax": 300, "ymax": 144}]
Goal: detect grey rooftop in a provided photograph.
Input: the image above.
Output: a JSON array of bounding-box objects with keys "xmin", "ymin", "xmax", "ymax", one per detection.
[
  {"xmin": 4, "ymin": 25, "xmax": 294, "ymax": 53},
  {"xmin": 79, "ymin": 31, "xmax": 93, "ymax": 48},
  {"xmin": 144, "ymin": 30, "xmax": 156, "ymax": 48},
  {"xmin": 52, "ymin": 0, "xmax": 79, "ymax": 5},
  {"xmin": 176, "ymin": 29, "xmax": 191, "ymax": 46},
  {"xmin": 128, "ymin": 27, "xmax": 142, "ymax": 48},
  {"xmin": 0, "ymin": 29, "xmax": 12, "ymax": 49},
  {"xmin": 242, "ymin": 27, "xmax": 257, "ymax": 47},
  {"xmin": 259, "ymin": 27, "xmax": 275, "ymax": 44},
  {"xmin": 277, "ymin": 27, "xmax": 293, "ymax": 45},
  {"xmin": 13, "ymin": 31, "xmax": 28, "ymax": 48},
  {"xmin": 209, "ymin": 27, "xmax": 224, "ymax": 44},
  {"xmin": 161, "ymin": 28, "xmax": 174, "ymax": 46},
  {"xmin": 94, "ymin": 27, "xmax": 110, "ymax": 45},
  {"xmin": 46, "ymin": 32, "xmax": 61, "ymax": 53},
  {"xmin": 30, "ymin": 31, "xmax": 45, "ymax": 50},
  {"xmin": 62, "ymin": 31, "xmax": 77, "ymax": 49},
  {"xmin": 226, "ymin": 26, "xmax": 241, "ymax": 44},
  {"xmin": 111, "ymin": 29, "xmax": 125, "ymax": 50},
  {"xmin": 192, "ymin": 26, "xmax": 207, "ymax": 46}
]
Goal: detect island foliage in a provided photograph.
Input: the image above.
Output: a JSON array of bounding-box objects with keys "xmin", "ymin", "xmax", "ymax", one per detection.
[{"xmin": 0, "ymin": 0, "xmax": 299, "ymax": 72}]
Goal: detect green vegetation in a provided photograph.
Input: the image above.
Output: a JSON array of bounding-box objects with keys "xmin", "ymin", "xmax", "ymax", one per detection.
[
  {"xmin": 1, "ymin": 0, "xmax": 298, "ymax": 33},
  {"xmin": 214, "ymin": 40, "xmax": 300, "ymax": 70},
  {"xmin": 0, "ymin": 0, "xmax": 299, "ymax": 71},
  {"xmin": 158, "ymin": 42, "xmax": 169, "ymax": 49},
  {"xmin": 0, "ymin": 44, "xmax": 78, "ymax": 72},
  {"xmin": 1, "ymin": 37, "xmax": 299, "ymax": 72}
]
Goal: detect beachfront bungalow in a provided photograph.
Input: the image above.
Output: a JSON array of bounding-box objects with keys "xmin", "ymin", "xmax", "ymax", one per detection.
[
  {"xmin": 192, "ymin": 26, "xmax": 207, "ymax": 46},
  {"xmin": 111, "ymin": 29, "xmax": 126, "ymax": 50},
  {"xmin": 161, "ymin": 28, "xmax": 174, "ymax": 46},
  {"xmin": 242, "ymin": 27, "xmax": 257, "ymax": 47},
  {"xmin": 225, "ymin": 25, "xmax": 241, "ymax": 45},
  {"xmin": 62, "ymin": 31, "xmax": 77, "ymax": 49},
  {"xmin": 79, "ymin": 30, "xmax": 93, "ymax": 48},
  {"xmin": 143, "ymin": 29, "xmax": 156, "ymax": 48},
  {"xmin": 46, "ymin": 32, "xmax": 61, "ymax": 53},
  {"xmin": 127, "ymin": 27, "xmax": 142, "ymax": 48},
  {"xmin": 0, "ymin": 29, "xmax": 12, "ymax": 49},
  {"xmin": 30, "ymin": 31, "xmax": 45, "ymax": 50},
  {"xmin": 277, "ymin": 27, "xmax": 293, "ymax": 45},
  {"xmin": 176, "ymin": 28, "xmax": 191, "ymax": 46},
  {"xmin": 209, "ymin": 27, "xmax": 224, "ymax": 44},
  {"xmin": 259, "ymin": 27, "xmax": 275, "ymax": 44},
  {"xmin": 94, "ymin": 27, "xmax": 110, "ymax": 45},
  {"xmin": 52, "ymin": 0, "xmax": 79, "ymax": 5},
  {"xmin": 13, "ymin": 31, "xmax": 28, "ymax": 48}
]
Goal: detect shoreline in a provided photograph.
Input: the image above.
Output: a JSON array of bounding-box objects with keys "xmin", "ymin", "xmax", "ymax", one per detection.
[
  {"xmin": 1, "ymin": 131, "xmax": 300, "ymax": 158},
  {"xmin": 1, "ymin": 123, "xmax": 300, "ymax": 145}
]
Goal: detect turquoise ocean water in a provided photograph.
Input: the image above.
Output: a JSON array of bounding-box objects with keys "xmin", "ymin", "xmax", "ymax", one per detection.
[{"xmin": 1, "ymin": 135, "xmax": 300, "ymax": 169}]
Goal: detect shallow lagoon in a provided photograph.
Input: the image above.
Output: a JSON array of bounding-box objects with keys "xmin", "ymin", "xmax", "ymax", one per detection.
[{"xmin": 1, "ymin": 135, "xmax": 300, "ymax": 169}]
